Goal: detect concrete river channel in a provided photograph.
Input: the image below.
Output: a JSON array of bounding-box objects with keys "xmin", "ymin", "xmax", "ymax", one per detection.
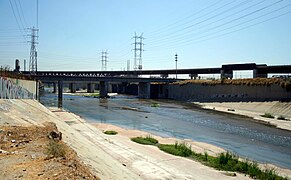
[{"xmin": 40, "ymin": 92, "xmax": 291, "ymax": 169}]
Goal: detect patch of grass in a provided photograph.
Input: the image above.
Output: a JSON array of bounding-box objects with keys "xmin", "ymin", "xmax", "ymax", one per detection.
[
  {"xmin": 131, "ymin": 136, "xmax": 158, "ymax": 145},
  {"xmin": 129, "ymin": 136, "xmax": 287, "ymax": 179},
  {"xmin": 189, "ymin": 152, "xmax": 286, "ymax": 180},
  {"xmin": 277, "ymin": 115, "xmax": 287, "ymax": 121},
  {"xmin": 261, "ymin": 113, "xmax": 275, "ymax": 119},
  {"xmin": 151, "ymin": 103, "xmax": 160, "ymax": 107},
  {"xmin": 104, "ymin": 130, "xmax": 118, "ymax": 135},
  {"xmin": 84, "ymin": 93, "xmax": 100, "ymax": 98},
  {"xmin": 46, "ymin": 140, "xmax": 66, "ymax": 158},
  {"xmin": 158, "ymin": 142, "xmax": 192, "ymax": 157}
]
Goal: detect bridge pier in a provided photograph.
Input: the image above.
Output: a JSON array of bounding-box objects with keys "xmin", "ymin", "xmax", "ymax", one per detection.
[
  {"xmin": 119, "ymin": 82, "xmax": 127, "ymax": 93},
  {"xmin": 189, "ymin": 74, "xmax": 198, "ymax": 79},
  {"xmin": 69, "ymin": 83, "xmax": 76, "ymax": 93},
  {"xmin": 138, "ymin": 82, "xmax": 151, "ymax": 99},
  {"xmin": 108, "ymin": 83, "xmax": 112, "ymax": 93},
  {"xmin": 100, "ymin": 81, "xmax": 108, "ymax": 98},
  {"xmin": 53, "ymin": 82, "xmax": 57, "ymax": 93},
  {"xmin": 58, "ymin": 80, "xmax": 63, "ymax": 108},
  {"xmin": 221, "ymin": 70, "xmax": 233, "ymax": 79},
  {"xmin": 253, "ymin": 69, "xmax": 267, "ymax": 78},
  {"xmin": 87, "ymin": 83, "xmax": 95, "ymax": 93}
]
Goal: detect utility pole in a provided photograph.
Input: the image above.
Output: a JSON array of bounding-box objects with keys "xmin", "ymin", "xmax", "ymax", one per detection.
[
  {"xmin": 132, "ymin": 33, "xmax": 144, "ymax": 71},
  {"xmin": 101, "ymin": 50, "xmax": 108, "ymax": 71},
  {"xmin": 28, "ymin": 27, "xmax": 39, "ymax": 74},
  {"xmin": 175, "ymin": 53, "xmax": 178, "ymax": 79},
  {"xmin": 24, "ymin": 59, "xmax": 26, "ymax": 71}
]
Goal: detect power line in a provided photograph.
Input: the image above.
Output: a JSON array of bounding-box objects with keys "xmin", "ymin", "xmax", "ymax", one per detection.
[
  {"xmin": 13, "ymin": 0, "xmax": 26, "ymax": 29},
  {"xmin": 149, "ymin": 8, "xmax": 291, "ymax": 51},
  {"xmin": 146, "ymin": 0, "xmax": 223, "ymax": 37},
  {"xmin": 36, "ymin": 0, "xmax": 39, "ymax": 28},
  {"xmin": 147, "ymin": 0, "xmax": 261, "ymax": 44},
  {"xmin": 8, "ymin": 0, "xmax": 23, "ymax": 32},
  {"xmin": 17, "ymin": 0, "xmax": 28, "ymax": 27},
  {"xmin": 147, "ymin": 0, "xmax": 288, "ymax": 50}
]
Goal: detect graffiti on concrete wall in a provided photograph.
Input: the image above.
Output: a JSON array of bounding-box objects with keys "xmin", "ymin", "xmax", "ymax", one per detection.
[{"xmin": 0, "ymin": 77, "xmax": 35, "ymax": 99}]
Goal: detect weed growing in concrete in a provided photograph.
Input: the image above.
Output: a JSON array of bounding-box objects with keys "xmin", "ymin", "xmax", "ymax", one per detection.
[
  {"xmin": 158, "ymin": 142, "xmax": 192, "ymax": 157},
  {"xmin": 131, "ymin": 137, "xmax": 287, "ymax": 179},
  {"xmin": 46, "ymin": 140, "xmax": 66, "ymax": 158},
  {"xmin": 131, "ymin": 136, "xmax": 158, "ymax": 145},
  {"xmin": 204, "ymin": 152, "xmax": 208, "ymax": 161},
  {"xmin": 151, "ymin": 103, "xmax": 160, "ymax": 107},
  {"xmin": 261, "ymin": 113, "xmax": 275, "ymax": 119},
  {"xmin": 84, "ymin": 93, "xmax": 100, "ymax": 98},
  {"xmin": 104, "ymin": 130, "xmax": 118, "ymax": 135},
  {"xmin": 277, "ymin": 115, "xmax": 287, "ymax": 121}
]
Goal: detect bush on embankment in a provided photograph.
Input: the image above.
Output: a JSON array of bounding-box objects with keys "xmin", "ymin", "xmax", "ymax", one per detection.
[
  {"xmin": 261, "ymin": 113, "xmax": 275, "ymax": 119},
  {"xmin": 131, "ymin": 136, "xmax": 158, "ymax": 145},
  {"xmin": 131, "ymin": 137, "xmax": 287, "ymax": 180},
  {"xmin": 103, "ymin": 130, "xmax": 118, "ymax": 135}
]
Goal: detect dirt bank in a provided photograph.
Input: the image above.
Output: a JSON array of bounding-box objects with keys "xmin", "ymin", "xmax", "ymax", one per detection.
[
  {"xmin": 0, "ymin": 122, "xmax": 97, "ymax": 179},
  {"xmin": 195, "ymin": 101, "xmax": 291, "ymax": 131}
]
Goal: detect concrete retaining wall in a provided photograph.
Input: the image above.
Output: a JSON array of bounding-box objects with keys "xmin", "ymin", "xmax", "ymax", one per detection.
[
  {"xmin": 0, "ymin": 77, "xmax": 37, "ymax": 99},
  {"xmin": 168, "ymin": 83, "xmax": 291, "ymax": 102}
]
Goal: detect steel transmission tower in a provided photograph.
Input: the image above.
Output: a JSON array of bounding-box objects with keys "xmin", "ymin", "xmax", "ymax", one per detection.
[
  {"xmin": 132, "ymin": 33, "xmax": 144, "ymax": 70},
  {"xmin": 101, "ymin": 50, "xmax": 108, "ymax": 71},
  {"xmin": 127, "ymin": 59, "xmax": 130, "ymax": 71},
  {"xmin": 28, "ymin": 27, "xmax": 38, "ymax": 73}
]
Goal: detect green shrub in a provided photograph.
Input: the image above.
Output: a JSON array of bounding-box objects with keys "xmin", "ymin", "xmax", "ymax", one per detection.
[
  {"xmin": 277, "ymin": 115, "xmax": 287, "ymax": 120},
  {"xmin": 151, "ymin": 103, "xmax": 160, "ymax": 107},
  {"xmin": 261, "ymin": 113, "xmax": 275, "ymax": 119},
  {"xmin": 104, "ymin": 130, "xmax": 118, "ymax": 135},
  {"xmin": 204, "ymin": 152, "xmax": 208, "ymax": 161},
  {"xmin": 131, "ymin": 136, "xmax": 158, "ymax": 145},
  {"xmin": 46, "ymin": 140, "xmax": 66, "ymax": 158},
  {"xmin": 218, "ymin": 152, "xmax": 235, "ymax": 165},
  {"xmin": 158, "ymin": 142, "xmax": 192, "ymax": 157},
  {"xmin": 128, "ymin": 135, "xmax": 287, "ymax": 179}
]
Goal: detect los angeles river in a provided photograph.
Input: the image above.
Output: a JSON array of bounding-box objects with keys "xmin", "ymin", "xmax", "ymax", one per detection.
[{"xmin": 40, "ymin": 92, "xmax": 291, "ymax": 169}]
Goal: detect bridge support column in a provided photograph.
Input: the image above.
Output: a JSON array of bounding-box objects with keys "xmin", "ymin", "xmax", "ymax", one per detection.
[
  {"xmin": 120, "ymin": 82, "xmax": 127, "ymax": 93},
  {"xmin": 69, "ymin": 83, "xmax": 76, "ymax": 93},
  {"xmin": 53, "ymin": 82, "xmax": 57, "ymax": 93},
  {"xmin": 138, "ymin": 82, "xmax": 151, "ymax": 99},
  {"xmin": 95, "ymin": 84, "xmax": 100, "ymax": 90},
  {"xmin": 100, "ymin": 81, "xmax": 108, "ymax": 98},
  {"xmin": 58, "ymin": 80, "xmax": 63, "ymax": 108},
  {"xmin": 189, "ymin": 74, "xmax": 198, "ymax": 79},
  {"xmin": 108, "ymin": 83, "xmax": 112, "ymax": 93},
  {"xmin": 87, "ymin": 83, "xmax": 95, "ymax": 93},
  {"xmin": 221, "ymin": 70, "xmax": 233, "ymax": 79},
  {"xmin": 253, "ymin": 69, "xmax": 267, "ymax": 78}
]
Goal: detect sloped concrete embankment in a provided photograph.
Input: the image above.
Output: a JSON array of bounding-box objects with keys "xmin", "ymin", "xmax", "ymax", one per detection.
[{"xmin": 168, "ymin": 83, "xmax": 290, "ymax": 102}]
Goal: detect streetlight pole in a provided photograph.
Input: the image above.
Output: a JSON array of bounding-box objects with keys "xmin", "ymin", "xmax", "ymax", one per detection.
[{"xmin": 175, "ymin": 53, "xmax": 178, "ymax": 79}]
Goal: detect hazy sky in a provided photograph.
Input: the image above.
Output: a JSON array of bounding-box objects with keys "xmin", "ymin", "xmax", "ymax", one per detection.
[{"xmin": 0, "ymin": 0, "xmax": 290, "ymax": 71}]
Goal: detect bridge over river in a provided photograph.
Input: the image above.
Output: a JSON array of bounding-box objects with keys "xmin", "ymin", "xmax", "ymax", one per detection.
[{"xmin": 21, "ymin": 63, "xmax": 291, "ymax": 107}]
